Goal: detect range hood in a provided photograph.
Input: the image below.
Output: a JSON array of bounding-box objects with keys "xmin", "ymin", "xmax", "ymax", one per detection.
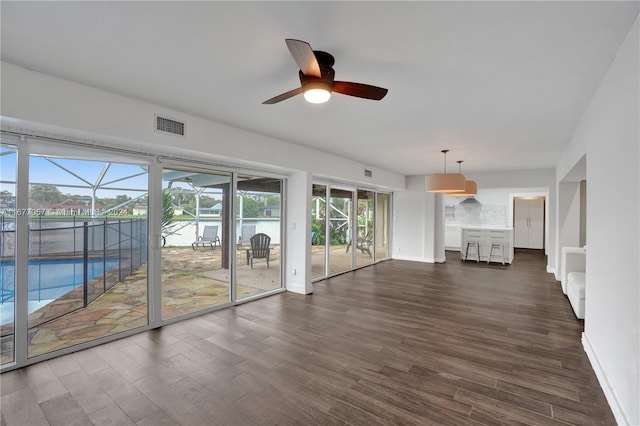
[{"xmin": 460, "ymin": 197, "xmax": 481, "ymax": 205}]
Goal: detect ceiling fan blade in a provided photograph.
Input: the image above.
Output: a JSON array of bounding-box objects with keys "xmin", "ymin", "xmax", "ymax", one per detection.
[
  {"xmin": 333, "ymin": 81, "xmax": 388, "ymax": 100},
  {"xmin": 285, "ymin": 39, "xmax": 321, "ymax": 78},
  {"xmin": 262, "ymin": 87, "xmax": 304, "ymax": 104}
]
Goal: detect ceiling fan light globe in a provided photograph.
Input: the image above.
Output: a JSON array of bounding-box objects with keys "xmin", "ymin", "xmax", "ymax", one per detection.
[{"xmin": 304, "ymin": 88, "xmax": 331, "ymax": 103}]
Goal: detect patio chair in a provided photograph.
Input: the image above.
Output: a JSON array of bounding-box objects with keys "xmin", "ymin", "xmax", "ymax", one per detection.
[
  {"xmin": 238, "ymin": 224, "xmax": 256, "ymax": 247},
  {"xmin": 246, "ymin": 233, "xmax": 271, "ymax": 268},
  {"xmin": 192, "ymin": 225, "xmax": 220, "ymax": 250},
  {"xmin": 346, "ymin": 233, "xmax": 372, "ymax": 257}
]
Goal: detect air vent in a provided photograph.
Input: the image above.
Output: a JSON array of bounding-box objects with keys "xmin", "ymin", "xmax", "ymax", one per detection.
[
  {"xmin": 155, "ymin": 115, "xmax": 185, "ymax": 136},
  {"xmin": 364, "ymin": 169, "xmax": 372, "ymax": 178}
]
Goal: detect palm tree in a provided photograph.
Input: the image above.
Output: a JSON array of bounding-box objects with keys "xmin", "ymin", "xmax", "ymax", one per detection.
[{"xmin": 162, "ymin": 190, "xmax": 178, "ymax": 246}]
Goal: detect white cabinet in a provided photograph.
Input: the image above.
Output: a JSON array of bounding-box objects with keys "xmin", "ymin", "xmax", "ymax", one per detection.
[
  {"xmin": 445, "ymin": 226, "xmax": 461, "ymax": 250},
  {"xmin": 460, "ymin": 227, "xmax": 514, "ymax": 263},
  {"xmin": 514, "ymin": 198, "xmax": 544, "ymax": 249}
]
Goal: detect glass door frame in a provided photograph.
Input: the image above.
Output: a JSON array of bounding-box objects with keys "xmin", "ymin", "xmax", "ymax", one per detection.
[
  {"xmin": 375, "ymin": 192, "xmax": 392, "ymax": 261},
  {"xmin": 156, "ymin": 159, "xmax": 287, "ymax": 326},
  {"xmin": 3, "ymin": 134, "xmax": 154, "ymax": 370},
  {"xmin": 1, "ymin": 133, "xmax": 287, "ymax": 372},
  {"xmin": 0, "ymin": 135, "xmax": 22, "ymax": 367},
  {"xmin": 311, "ymin": 182, "xmax": 392, "ymax": 282}
]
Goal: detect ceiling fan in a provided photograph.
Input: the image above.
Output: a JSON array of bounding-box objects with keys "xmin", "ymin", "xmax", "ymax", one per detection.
[{"xmin": 263, "ymin": 39, "xmax": 388, "ymax": 105}]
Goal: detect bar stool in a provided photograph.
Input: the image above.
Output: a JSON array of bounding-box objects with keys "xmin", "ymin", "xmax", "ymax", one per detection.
[
  {"xmin": 487, "ymin": 241, "xmax": 505, "ymax": 265},
  {"xmin": 464, "ymin": 240, "xmax": 480, "ymax": 262}
]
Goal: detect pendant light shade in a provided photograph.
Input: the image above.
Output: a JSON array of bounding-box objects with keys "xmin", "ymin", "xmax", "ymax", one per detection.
[
  {"xmin": 426, "ymin": 174, "xmax": 466, "ymax": 192},
  {"xmin": 448, "ymin": 179, "xmax": 478, "ymax": 196},
  {"xmin": 447, "ymin": 160, "xmax": 478, "ymax": 196},
  {"xmin": 426, "ymin": 150, "xmax": 466, "ymax": 193}
]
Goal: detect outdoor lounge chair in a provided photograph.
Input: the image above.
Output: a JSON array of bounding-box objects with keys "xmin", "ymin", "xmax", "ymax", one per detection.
[
  {"xmin": 238, "ymin": 224, "xmax": 256, "ymax": 247},
  {"xmin": 346, "ymin": 233, "xmax": 372, "ymax": 257},
  {"xmin": 192, "ymin": 225, "xmax": 220, "ymax": 250},
  {"xmin": 246, "ymin": 233, "xmax": 271, "ymax": 268}
]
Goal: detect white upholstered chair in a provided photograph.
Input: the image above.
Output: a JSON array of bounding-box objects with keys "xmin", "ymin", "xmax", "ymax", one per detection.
[
  {"xmin": 560, "ymin": 246, "xmax": 586, "ymax": 319},
  {"xmin": 560, "ymin": 246, "xmax": 586, "ymax": 295}
]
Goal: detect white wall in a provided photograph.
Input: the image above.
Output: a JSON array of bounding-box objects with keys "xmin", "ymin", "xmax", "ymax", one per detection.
[
  {"xmin": 557, "ymin": 181, "xmax": 581, "ymax": 254},
  {"xmin": 285, "ymin": 170, "xmax": 313, "ymax": 294},
  {"xmin": 0, "ymin": 62, "xmax": 405, "ymax": 192},
  {"xmin": 392, "ymin": 175, "xmax": 444, "ymax": 263},
  {"xmin": 392, "ymin": 176, "xmax": 427, "ymax": 262},
  {"xmin": 556, "ymin": 17, "xmax": 639, "ymax": 425},
  {"xmin": 1, "ymin": 61, "xmax": 405, "ymax": 296}
]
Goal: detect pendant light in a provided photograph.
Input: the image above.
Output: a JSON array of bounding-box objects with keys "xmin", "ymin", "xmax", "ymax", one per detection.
[
  {"xmin": 426, "ymin": 149, "xmax": 466, "ymax": 193},
  {"xmin": 447, "ymin": 161, "xmax": 478, "ymax": 196}
]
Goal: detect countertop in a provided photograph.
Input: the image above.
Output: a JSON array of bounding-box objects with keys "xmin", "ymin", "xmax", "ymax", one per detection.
[{"xmin": 457, "ymin": 225, "xmax": 513, "ymax": 230}]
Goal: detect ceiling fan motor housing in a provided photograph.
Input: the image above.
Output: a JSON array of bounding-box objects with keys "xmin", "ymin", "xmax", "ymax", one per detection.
[
  {"xmin": 262, "ymin": 40, "xmax": 387, "ymax": 104},
  {"xmin": 299, "ymin": 65, "xmax": 335, "ymax": 92}
]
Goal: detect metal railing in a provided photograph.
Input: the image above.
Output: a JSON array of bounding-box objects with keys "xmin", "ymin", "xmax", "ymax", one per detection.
[{"xmin": 0, "ymin": 216, "xmax": 147, "ymax": 328}]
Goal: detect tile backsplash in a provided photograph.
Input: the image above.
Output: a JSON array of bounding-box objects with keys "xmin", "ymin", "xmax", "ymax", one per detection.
[{"xmin": 445, "ymin": 202, "xmax": 507, "ymax": 227}]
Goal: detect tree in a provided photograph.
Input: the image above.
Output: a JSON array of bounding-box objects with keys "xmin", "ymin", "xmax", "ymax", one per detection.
[
  {"xmin": 168, "ymin": 187, "xmax": 195, "ymax": 207},
  {"xmin": 114, "ymin": 194, "xmax": 132, "ymax": 206},
  {"xmin": 0, "ymin": 190, "xmax": 14, "ymax": 206},
  {"xmin": 199, "ymin": 195, "xmax": 219, "ymax": 208},
  {"xmin": 161, "ymin": 190, "xmax": 178, "ymax": 246},
  {"xmin": 238, "ymin": 195, "xmax": 260, "ymax": 218},
  {"xmin": 264, "ymin": 195, "xmax": 280, "ymax": 207},
  {"xmin": 30, "ymin": 184, "xmax": 63, "ymax": 206}
]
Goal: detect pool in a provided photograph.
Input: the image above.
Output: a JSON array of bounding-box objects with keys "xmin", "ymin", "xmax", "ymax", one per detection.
[{"xmin": 0, "ymin": 258, "xmax": 121, "ymax": 323}]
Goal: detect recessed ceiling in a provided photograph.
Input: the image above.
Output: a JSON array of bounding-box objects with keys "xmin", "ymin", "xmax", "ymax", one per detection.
[{"xmin": 1, "ymin": 1, "xmax": 638, "ymax": 175}]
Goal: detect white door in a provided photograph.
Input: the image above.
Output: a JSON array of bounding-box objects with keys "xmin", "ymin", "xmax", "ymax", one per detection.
[
  {"xmin": 514, "ymin": 198, "xmax": 545, "ymax": 249},
  {"xmin": 528, "ymin": 198, "xmax": 544, "ymax": 249},
  {"xmin": 514, "ymin": 199, "xmax": 529, "ymax": 248}
]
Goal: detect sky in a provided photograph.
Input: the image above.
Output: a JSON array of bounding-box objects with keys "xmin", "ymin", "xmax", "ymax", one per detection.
[
  {"xmin": 0, "ymin": 147, "xmax": 224, "ymax": 200},
  {"xmin": 2, "ymin": 148, "xmax": 148, "ymax": 198}
]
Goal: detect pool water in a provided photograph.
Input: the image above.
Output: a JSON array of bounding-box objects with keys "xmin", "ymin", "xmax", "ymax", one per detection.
[{"xmin": 0, "ymin": 258, "xmax": 120, "ymax": 324}]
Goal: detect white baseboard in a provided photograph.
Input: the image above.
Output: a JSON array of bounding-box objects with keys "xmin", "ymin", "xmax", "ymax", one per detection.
[
  {"xmin": 547, "ymin": 265, "xmax": 557, "ymax": 278},
  {"xmin": 392, "ymin": 255, "xmax": 446, "ymax": 263},
  {"xmin": 286, "ymin": 281, "xmax": 311, "ymax": 295},
  {"xmin": 392, "ymin": 254, "xmax": 425, "ymax": 262},
  {"xmin": 582, "ymin": 332, "xmax": 629, "ymax": 425}
]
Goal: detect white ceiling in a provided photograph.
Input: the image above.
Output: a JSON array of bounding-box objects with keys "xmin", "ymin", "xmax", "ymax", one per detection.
[{"xmin": 1, "ymin": 1, "xmax": 638, "ymax": 175}]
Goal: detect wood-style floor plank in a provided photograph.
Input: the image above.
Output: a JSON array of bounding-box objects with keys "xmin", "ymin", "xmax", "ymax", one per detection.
[{"xmin": 1, "ymin": 250, "xmax": 616, "ymax": 425}]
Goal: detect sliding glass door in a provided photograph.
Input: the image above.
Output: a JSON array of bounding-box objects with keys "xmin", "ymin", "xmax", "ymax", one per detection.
[
  {"xmin": 329, "ymin": 188, "xmax": 354, "ymax": 274},
  {"xmin": 355, "ymin": 190, "xmax": 375, "ymax": 267},
  {"xmin": 161, "ymin": 166, "xmax": 232, "ymax": 320},
  {"xmin": 236, "ymin": 174, "xmax": 282, "ymax": 300},
  {"xmin": 0, "ymin": 142, "xmax": 17, "ymax": 365},
  {"xmin": 375, "ymin": 193, "xmax": 391, "ymax": 259},
  {"xmin": 161, "ymin": 167, "xmax": 284, "ymax": 320},
  {"xmin": 1, "ymin": 133, "xmax": 287, "ymax": 370},
  {"xmin": 311, "ymin": 184, "xmax": 327, "ymax": 279},
  {"xmin": 311, "ymin": 184, "xmax": 391, "ymax": 281},
  {"xmin": 25, "ymin": 151, "xmax": 149, "ymax": 359}
]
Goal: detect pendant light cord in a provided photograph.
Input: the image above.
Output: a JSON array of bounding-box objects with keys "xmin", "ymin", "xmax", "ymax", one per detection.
[{"xmin": 441, "ymin": 149, "xmax": 449, "ymax": 174}]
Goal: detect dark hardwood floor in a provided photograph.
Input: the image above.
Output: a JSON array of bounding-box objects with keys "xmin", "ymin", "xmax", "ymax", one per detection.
[{"xmin": 1, "ymin": 250, "xmax": 615, "ymax": 425}]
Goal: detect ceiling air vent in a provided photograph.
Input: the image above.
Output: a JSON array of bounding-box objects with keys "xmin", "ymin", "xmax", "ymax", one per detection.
[
  {"xmin": 364, "ymin": 169, "xmax": 373, "ymax": 178},
  {"xmin": 155, "ymin": 115, "xmax": 185, "ymax": 136}
]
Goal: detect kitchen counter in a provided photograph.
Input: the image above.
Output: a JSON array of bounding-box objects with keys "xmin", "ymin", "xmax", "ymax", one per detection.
[
  {"xmin": 460, "ymin": 227, "xmax": 514, "ymax": 263},
  {"xmin": 458, "ymin": 225, "xmax": 513, "ymax": 230}
]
